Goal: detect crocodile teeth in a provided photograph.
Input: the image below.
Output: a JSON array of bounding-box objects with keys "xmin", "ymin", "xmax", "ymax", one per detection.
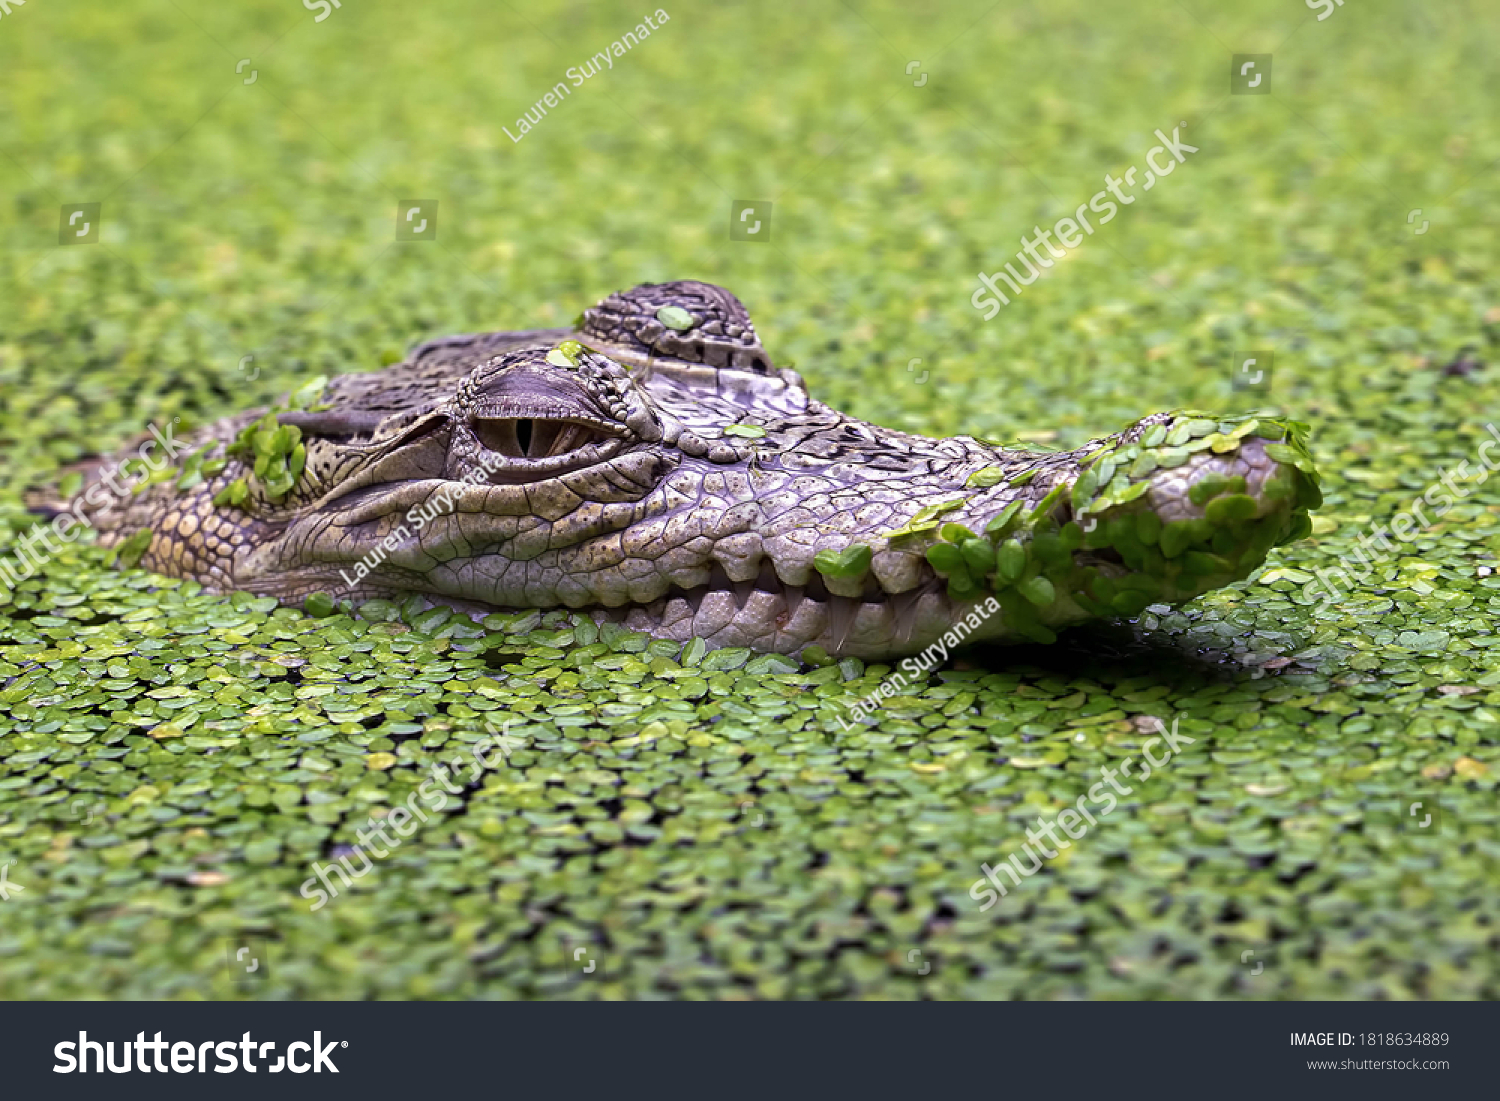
[
  {"xmin": 828, "ymin": 595, "xmax": 858, "ymax": 653},
  {"xmin": 661, "ymin": 597, "xmax": 695, "ymax": 630},
  {"xmin": 694, "ymin": 591, "xmax": 738, "ymax": 637},
  {"xmin": 891, "ymin": 587, "xmax": 923, "ymax": 648},
  {"xmin": 742, "ymin": 590, "xmax": 784, "ymax": 633},
  {"xmin": 733, "ymin": 578, "xmax": 755, "ymax": 608},
  {"xmin": 780, "ymin": 585, "xmax": 804, "ymax": 623}
]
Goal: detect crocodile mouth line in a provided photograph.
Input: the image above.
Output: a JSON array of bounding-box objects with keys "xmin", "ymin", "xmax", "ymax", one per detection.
[
  {"xmin": 319, "ymin": 499, "xmax": 1133, "ymax": 652},
  {"xmin": 575, "ymin": 554, "xmax": 1115, "ymax": 653},
  {"xmin": 589, "ymin": 568, "xmax": 955, "ymax": 652}
]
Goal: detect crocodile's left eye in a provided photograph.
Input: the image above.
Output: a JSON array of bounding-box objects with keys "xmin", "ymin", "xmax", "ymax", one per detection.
[{"xmin": 473, "ymin": 417, "xmax": 613, "ymax": 460}]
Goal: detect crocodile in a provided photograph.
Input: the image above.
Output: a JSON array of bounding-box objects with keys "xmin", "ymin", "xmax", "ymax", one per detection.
[{"xmin": 69, "ymin": 280, "xmax": 1321, "ymax": 661}]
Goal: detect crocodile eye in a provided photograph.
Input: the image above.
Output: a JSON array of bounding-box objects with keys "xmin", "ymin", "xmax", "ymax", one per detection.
[{"xmin": 473, "ymin": 417, "xmax": 610, "ymax": 460}]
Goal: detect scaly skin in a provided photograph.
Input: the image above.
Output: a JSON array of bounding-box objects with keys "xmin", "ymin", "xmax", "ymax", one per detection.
[{"xmin": 74, "ymin": 281, "xmax": 1322, "ymax": 660}]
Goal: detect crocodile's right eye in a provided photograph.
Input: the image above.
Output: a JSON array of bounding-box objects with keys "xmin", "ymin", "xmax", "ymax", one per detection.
[{"xmin": 473, "ymin": 417, "xmax": 613, "ymax": 460}]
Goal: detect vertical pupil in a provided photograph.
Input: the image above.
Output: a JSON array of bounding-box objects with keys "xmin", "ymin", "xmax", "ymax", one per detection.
[{"xmin": 516, "ymin": 419, "xmax": 533, "ymax": 456}]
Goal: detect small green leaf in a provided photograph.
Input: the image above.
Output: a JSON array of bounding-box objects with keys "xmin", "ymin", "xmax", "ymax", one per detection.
[
  {"xmin": 1159, "ymin": 520, "xmax": 1195, "ymax": 558},
  {"xmin": 1188, "ymin": 474, "xmax": 1229, "ymax": 506},
  {"xmin": 1071, "ymin": 468, "xmax": 1100, "ymax": 510},
  {"xmin": 1135, "ymin": 511, "xmax": 1162, "ymax": 546},
  {"xmin": 115, "ymin": 529, "xmax": 153, "ymax": 569},
  {"xmin": 985, "ymin": 500, "xmax": 1025, "ymax": 538},
  {"xmin": 913, "ymin": 499, "xmax": 966, "ymax": 524},
  {"xmin": 813, "ymin": 543, "xmax": 873, "ymax": 579},
  {"xmin": 995, "ymin": 539, "xmax": 1027, "ymax": 584},
  {"xmin": 304, "ymin": 592, "xmax": 336, "ymax": 618},
  {"xmin": 960, "ymin": 538, "xmax": 993, "ymax": 576},
  {"xmin": 1278, "ymin": 512, "xmax": 1314, "ymax": 546},
  {"xmin": 1031, "ymin": 532, "xmax": 1069, "ymax": 568},
  {"xmin": 967, "ymin": 466, "xmax": 1007, "ymax": 488},
  {"xmin": 946, "ymin": 569, "xmax": 978, "ymax": 600},
  {"xmin": 1204, "ymin": 494, "xmax": 1258, "ymax": 523},
  {"xmin": 656, "ymin": 305, "xmax": 696, "ymax": 331},
  {"xmin": 1017, "ymin": 575, "xmax": 1055, "ymax": 607},
  {"xmin": 800, "ymin": 645, "xmax": 834, "ymax": 667},
  {"xmin": 926, "ymin": 543, "xmax": 965, "ymax": 575},
  {"xmin": 213, "ymin": 477, "xmax": 250, "ymax": 507},
  {"xmin": 288, "ymin": 375, "xmax": 329, "ymax": 410},
  {"xmin": 253, "ymin": 417, "xmax": 280, "ymax": 453},
  {"xmin": 883, "ymin": 519, "xmax": 939, "ymax": 540},
  {"xmin": 1298, "ymin": 475, "xmax": 1324, "ymax": 511},
  {"xmin": 546, "ymin": 343, "xmax": 581, "ymax": 367},
  {"xmin": 273, "ymin": 423, "xmax": 301, "ymax": 452},
  {"xmin": 1184, "ymin": 418, "xmax": 1217, "ymax": 438},
  {"xmin": 1029, "ymin": 482, "xmax": 1068, "ymax": 521},
  {"xmin": 723, "ymin": 424, "xmax": 766, "ymax": 438}
]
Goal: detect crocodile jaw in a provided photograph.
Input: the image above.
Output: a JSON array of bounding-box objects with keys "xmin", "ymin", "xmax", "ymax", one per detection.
[{"xmin": 230, "ymin": 424, "xmax": 1313, "ymax": 661}]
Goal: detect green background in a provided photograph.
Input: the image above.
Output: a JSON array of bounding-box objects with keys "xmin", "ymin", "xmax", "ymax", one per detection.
[{"xmin": 1, "ymin": 0, "xmax": 1498, "ymax": 998}]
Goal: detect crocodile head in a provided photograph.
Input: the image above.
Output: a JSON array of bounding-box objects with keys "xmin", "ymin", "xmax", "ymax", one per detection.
[{"xmin": 75, "ymin": 280, "xmax": 1321, "ymax": 660}]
